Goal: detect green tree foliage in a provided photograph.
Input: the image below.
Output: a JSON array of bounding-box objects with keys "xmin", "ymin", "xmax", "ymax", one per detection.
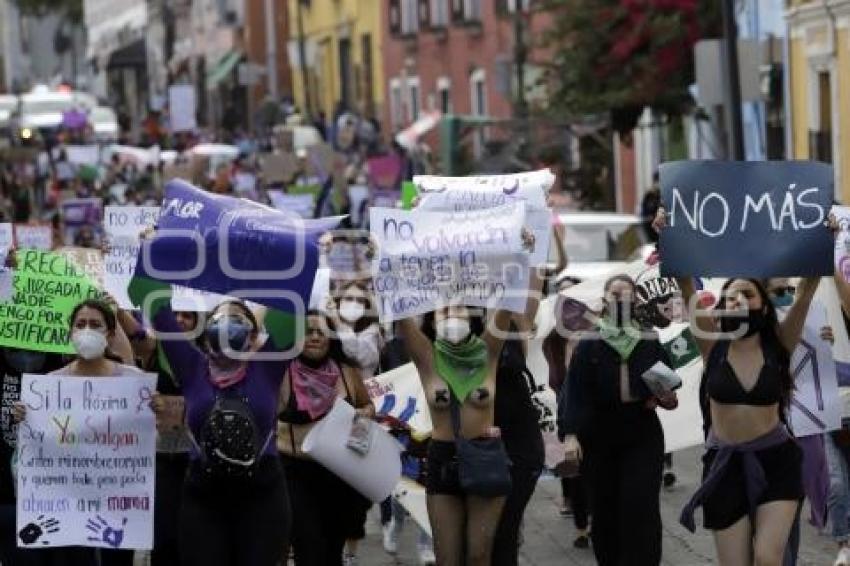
[
  {"xmin": 10, "ymin": 0, "xmax": 83, "ymax": 24},
  {"xmin": 540, "ymin": 0, "xmax": 721, "ymax": 134}
]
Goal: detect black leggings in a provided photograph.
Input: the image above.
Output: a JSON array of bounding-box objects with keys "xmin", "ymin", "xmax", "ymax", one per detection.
[
  {"xmin": 282, "ymin": 454, "xmax": 371, "ymax": 566},
  {"xmin": 152, "ymin": 452, "xmax": 189, "ymax": 566},
  {"xmin": 561, "ymin": 475, "xmax": 590, "ymax": 531},
  {"xmin": 492, "ymin": 463, "xmax": 542, "ymax": 566},
  {"xmin": 581, "ymin": 405, "xmax": 664, "ymax": 566},
  {"xmin": 179, "ymin": 457, "xmax": 290, "ymax": 566}
]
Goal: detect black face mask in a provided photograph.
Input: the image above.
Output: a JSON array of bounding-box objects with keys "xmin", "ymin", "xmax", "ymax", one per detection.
[{"xmin": 720, "ymin": 308, "xmax": 767, "ymax": 338}]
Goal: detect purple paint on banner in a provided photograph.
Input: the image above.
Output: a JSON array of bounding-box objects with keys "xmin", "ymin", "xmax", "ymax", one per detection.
[{"xmin": 134, "ymin": 180, "xmax": 339, "ymax": 313}]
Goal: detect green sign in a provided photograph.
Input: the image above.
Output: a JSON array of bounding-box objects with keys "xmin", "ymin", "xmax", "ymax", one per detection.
[
  {"xmin": 0, "ymin": 249, "xmax": 102, "ymax": 353},
  {"xmin": 663, "ymin": 327, "xmax": 701, "ymax": 369},
  {"xmin": 401, "ymin": 181, "xmax": 418, "ymax": 210}
]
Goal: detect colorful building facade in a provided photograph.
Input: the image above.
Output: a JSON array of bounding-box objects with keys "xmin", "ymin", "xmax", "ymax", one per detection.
[
  {"xmin": 286, "ymin": 0, "xmax": 385, "ymax": 122},
  {"xmin": 786, "ymin": 0, "xmax": 850, "ymax": 202}
]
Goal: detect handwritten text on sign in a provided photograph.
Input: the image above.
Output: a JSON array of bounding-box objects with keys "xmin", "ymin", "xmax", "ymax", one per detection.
[
  {"xmin": 659, "ymin": 160, "xmax": 833, "ymax": 277},
  {"xmin": 0, "ymin": 250, "xmax": 102, "ymax": 354},
  {"xmin": 17, "ymin": 373, "xmax": 156, "ymax": 549},
  {"xmin": 370, "ymin": 203, "xmax": 529, "ymax": 322},
  {"xmin": 104, "ymin": 205, "xmax": 226, "ymax": 312},
  {"xmin": 414, "ymin": 171, "xmax": 553, "ymax": 265}
]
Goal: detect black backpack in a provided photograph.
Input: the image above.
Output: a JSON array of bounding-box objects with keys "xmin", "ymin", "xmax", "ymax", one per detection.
[{"xmin": 197, "ymin": 392, "xmax": 271, "ymax": 478}]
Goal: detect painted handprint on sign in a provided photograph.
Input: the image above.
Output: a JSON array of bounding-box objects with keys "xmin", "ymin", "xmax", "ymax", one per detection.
[
  {"xmin": 18, "ymin": 515, "xmax": 59, "ymax": 545},
  {"xmin": 86, "ymin": 515, "xmax": 127, "ymax": 548}
]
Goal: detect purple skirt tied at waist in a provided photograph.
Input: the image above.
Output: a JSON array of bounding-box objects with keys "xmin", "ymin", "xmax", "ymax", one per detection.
[{"xmin": 679, "ymin": 425, "xmax": 792, "ymax": 533}]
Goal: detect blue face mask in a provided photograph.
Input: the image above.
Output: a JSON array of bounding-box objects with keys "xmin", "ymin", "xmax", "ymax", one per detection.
[
  {"xmin": 205, "ymin": 318, "xmax": 253, "ymax": 356},
  {"xmin": 771, "ymin": 293, "xmax": 793, "ymax": 308}
]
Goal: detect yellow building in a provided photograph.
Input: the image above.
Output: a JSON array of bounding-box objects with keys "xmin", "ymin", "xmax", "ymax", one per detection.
[
  {"xmin": 287, "ymin": 0, "xmax": 384, "ymax": 122},
  {"xmin": 787, "ymin": 0, "xmax": 850, "ymax": 201}
]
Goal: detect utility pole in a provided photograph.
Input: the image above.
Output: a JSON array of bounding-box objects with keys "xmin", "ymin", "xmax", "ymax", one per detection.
[
  {"xmin": 513, "ymin": 1, "xmax": 530, "ymax": 161},
  {"xmin": 721, "ymin": 0, "xmax": 745, "ymax": 160},
  {"xmin": 296, "ymin": 0, "xmax": 312, "ymax": 119},
  {"xmin": 264, "ymin": 0, "xmax": 278, "ymax": 100},
  {"xmin": 513, "ymin": 6, "xmax": 528, "ymax": 120}
]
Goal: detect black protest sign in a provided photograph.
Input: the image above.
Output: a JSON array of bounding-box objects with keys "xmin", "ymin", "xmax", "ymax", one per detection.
[{"xmin": 659, "ymin": 160, "xmax": 834, "ymax": 277}]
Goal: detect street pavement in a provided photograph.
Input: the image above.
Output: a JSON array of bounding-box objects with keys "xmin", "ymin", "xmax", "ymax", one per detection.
[{"xmin": 358, "ymin": 446, "xmax": 839, "ymax": 566}]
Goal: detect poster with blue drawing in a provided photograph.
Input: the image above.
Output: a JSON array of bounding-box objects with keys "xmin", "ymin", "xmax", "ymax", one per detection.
[
  {"xmin": 365, "ymin": 363, "xmax": 432, "ymax": 435},
  {"xmin": 16, "ymin": 373, "xmax": 156, "ymax": 549},
  {"xmin": 783, "ymin": 302, "xmax": 842, "ymax": 437}
]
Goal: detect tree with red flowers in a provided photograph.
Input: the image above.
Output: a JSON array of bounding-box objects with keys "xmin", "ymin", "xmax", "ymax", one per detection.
[{"xmin": 540, "ymin": 0, "xmax": 721, "ymax": 133}]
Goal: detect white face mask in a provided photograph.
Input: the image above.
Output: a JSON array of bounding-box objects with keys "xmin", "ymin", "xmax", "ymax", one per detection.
[
  {"xmin": 436, "ymin": 317, "xmax": 470, "ymax": 344},
  {"xmin": 72, "ymin": 329, "xmax": 108, "ymax": 360},
  {"xmin": 339, "ymin": 300, "xmax": 365, "ymax": 323}
]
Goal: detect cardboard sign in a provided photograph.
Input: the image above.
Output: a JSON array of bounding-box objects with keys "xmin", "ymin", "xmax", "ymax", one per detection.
[
  {"xmin": 103, "ymin": 205, "xmax": 225, "ymax": 312},
  {"xmin": 169, "ymin": 85, "xmax": 197, "ymax": 133},
  {"xmin": 370, "ymin": 203, "xmax": 530, "ymax": 322},
  {"xmin": 364, "ymin": 362, "xmax": 432, "ymax": 435},
  {"xmin": 260, "ymin": 153, "xmax": 299, "ymax": 184},
  {"xmin": 15, "ymin": 224, "xmax": 53, "ymax": 251},
  {"xmin": 413, "ymin": 170, "xmax": 553, "ymax": 265},
  {"xmin": 784, "ymin": 302, "xmax": 842, "ymax": 437},
  {"xmin": 659, "ymin": 160, "xmax": 834, "ymax": 277},
  {"xmin": 0, "ymin": 250, "xmax": 103, "ymax": 353},
  {"xmin": 17, "ymin": 373, "xmax": 157, "ymax": 549}
]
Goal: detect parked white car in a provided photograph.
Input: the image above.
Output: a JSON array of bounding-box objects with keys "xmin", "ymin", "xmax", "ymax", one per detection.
[
  {"xmin": 553, "ymin": 211, "xmax": 654, "ymax": 283},
  {"xmin": 20, "ymin": 90, "xmax": 96, "ymax": 131}
]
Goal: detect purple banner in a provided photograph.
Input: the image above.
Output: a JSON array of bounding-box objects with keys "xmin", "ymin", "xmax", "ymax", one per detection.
[{"xmin": 134, "ymin": 180, "xmax": 339, "ymax": 313}]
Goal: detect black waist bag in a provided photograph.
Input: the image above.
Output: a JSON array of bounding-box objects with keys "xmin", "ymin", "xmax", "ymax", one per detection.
[{"xmin": 450, "ymin": 395, "xmax": 512, "ymax": 497}]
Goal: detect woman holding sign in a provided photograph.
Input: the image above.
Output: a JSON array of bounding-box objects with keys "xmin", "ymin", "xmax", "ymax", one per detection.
[
  {"xmin": 558, "ymin": 275, "xmax": 677, "ymax": 566},
  {"xmin": 656, "ymin": 208, "xmax": 823, "ymax": 566},
  {"xmin": 277, "ymin": 309, "xmax": 374, "ymax": 566},
  {"xmin": 126, "ymin": 275, "xmax": 294, "ymax": 566},
  {"xmin": 14, "ymin": 298, "xmax": 148, "ymax": 566}
]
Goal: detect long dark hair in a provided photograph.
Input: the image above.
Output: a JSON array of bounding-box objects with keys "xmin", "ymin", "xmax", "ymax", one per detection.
[
  {"xmin": 69, "ymin": 299, "xmax": 124, "ymax": 364},
  {"xmin": 305, "ymin": 309, "xmax": 360, "ymax": 369},
  {"xmin": 600, "ymin": 274, "xmax": 639, "ymax": 324},
  {"xmin": 711, "ymin": 278, "xmax": 793, "ymax": 417},
  {"xmin": 198, "ymin": 300, "xmax": 259, "ymax": 355}
]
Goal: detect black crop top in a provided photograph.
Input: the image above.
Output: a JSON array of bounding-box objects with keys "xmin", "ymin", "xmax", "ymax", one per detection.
[{"xmin": 704, "ymin": 340, "xmax": 782, "ymax": 406}]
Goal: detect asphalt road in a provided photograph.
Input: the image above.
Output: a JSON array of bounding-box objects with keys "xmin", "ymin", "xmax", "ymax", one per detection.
[{"xmin": 357, "ymin": 446, "xmax": 839, "ymax": 566}]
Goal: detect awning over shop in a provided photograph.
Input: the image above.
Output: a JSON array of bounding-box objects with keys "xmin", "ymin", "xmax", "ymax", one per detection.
[{"xmin": 206, "ymin": 51, "xmax": 242, "ymax": 89}]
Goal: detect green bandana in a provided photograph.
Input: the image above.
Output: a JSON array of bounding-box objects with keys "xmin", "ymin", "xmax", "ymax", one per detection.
[
  {"xmin": 597, "ymin": 319, "xmax": 642, "ymax": 361},
  {"xmin": 433, "ymin": 336, "xmax": 489, "ymax": 402}
]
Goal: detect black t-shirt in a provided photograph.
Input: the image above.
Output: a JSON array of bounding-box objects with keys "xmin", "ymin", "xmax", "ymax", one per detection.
[{"xmin": 0, "ymin": 349, "xmax": 65, "ymax": 504}]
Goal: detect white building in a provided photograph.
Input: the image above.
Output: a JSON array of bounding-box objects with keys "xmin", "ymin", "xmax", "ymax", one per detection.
[{"xmin": 0, "ymin": 0, "xmax": 88, "ymax": 92}]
